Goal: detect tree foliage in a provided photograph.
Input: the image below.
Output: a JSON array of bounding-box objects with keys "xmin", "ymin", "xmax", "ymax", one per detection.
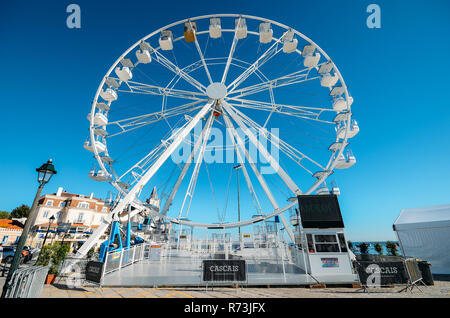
[
  {"xmin": 10, "ymin": 204, "xmax": 30, "ymax": 218},
  {"xmin": 0, "ymin": 211, "xmax": 11, "ymax": 219},
  {"xmin": 374, "ymin": 242, "xmax": 383, "ymax": 255},
  {"xmin": 359, "ymin": 242, "xmax": 369, "ymax": 254},
  {"xmin": 386, "ymin": 241, "xmax": 399, "ymax": 256}
]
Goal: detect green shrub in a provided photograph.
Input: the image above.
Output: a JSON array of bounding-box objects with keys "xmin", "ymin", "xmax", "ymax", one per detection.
[{"xmin": 36, "ymin": 243, "xmax": 70, "ymax": 275}]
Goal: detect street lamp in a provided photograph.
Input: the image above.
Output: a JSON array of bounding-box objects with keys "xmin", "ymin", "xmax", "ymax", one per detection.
[
  {"xmin": 233, "ymin": 165, "xmax": 242, "ymax": 243},
  {"xmin": 1, "ymin": 159, "xmax": 57, "ymax": 298},
  {"xmin": 42, "ymin": 215, "xmax": 56, "ymax": 248}
]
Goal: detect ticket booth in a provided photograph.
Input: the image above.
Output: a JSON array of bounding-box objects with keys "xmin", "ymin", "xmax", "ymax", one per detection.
[{"xmin": 297, "ymin": 195, "xmax": 357, "ymax": 283}]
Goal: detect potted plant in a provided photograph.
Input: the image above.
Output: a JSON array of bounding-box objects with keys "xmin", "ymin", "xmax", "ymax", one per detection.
[
  {"xmin": 36, "ymin": 243, "xmax": 70, "ymax": 284},
  {"xmin": 35, "ymin": 244, "xmax": 54, "ymax": 284}
]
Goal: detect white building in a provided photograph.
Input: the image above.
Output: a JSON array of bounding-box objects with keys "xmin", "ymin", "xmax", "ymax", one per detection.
[
  {"xmin": 393, "ymin": 204, "xmax": 450, "ymax": 274},
  {"xmin": 29, "ymin": 187, "xmax": 109, "ymax": 250},
  {"xmin": 0, "ymin": 219, "xmax": 23, "ymax": 245}
]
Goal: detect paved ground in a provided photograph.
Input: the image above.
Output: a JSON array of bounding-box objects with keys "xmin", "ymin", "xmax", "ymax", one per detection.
[{"xmin": 39, "ymin": 280, "xmax": 450, "ymax": 298}]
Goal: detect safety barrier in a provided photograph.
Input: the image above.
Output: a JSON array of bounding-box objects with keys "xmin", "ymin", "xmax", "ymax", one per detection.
[
  {"xmin": 103, "ymin": 243, "xmax": 150, "ymax": 276},
  {"xmin": 3, "ymin": 266, "xmax": 49, "ymax": 298}
]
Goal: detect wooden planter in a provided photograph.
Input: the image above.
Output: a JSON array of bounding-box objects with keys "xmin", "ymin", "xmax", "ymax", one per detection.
[{"xmin": 45, "ymin": 274, "xmax": 56, "ymax": 284}]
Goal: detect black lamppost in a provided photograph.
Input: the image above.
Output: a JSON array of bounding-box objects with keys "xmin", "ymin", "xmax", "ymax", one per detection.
[
  {"xmin": 41, "ymin": 215, "xmax": 55, "ymax": 248},
  {"xmin": 233, "ymin": 165, "xmax": 242, "ymax": 243},
  {"xmin": 1, "ymin": 159, "xmax": 57, "ymax": 298}
]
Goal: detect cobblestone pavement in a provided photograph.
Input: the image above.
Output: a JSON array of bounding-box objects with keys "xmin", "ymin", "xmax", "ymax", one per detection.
[{"xmin": 40, "ymin": 280, "xmax": 450, "ymax": 298}]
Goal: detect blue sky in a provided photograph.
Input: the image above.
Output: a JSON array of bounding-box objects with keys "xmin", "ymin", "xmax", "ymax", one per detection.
[{"xmin": 1, "ymin": 0, "xmax": 449, "ymax": 241}]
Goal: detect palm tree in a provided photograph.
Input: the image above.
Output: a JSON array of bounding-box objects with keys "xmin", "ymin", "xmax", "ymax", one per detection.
[
  {"xmin": 359, "ymin": 242, "xmax": 369, "ymax": 254},
  {"xmin": 386, "ymin": 241, "xmax": 398, "ymax": 256},
  {"xmin": 374, "ymin": 242, "xmax": 383, "ymax": 255}
]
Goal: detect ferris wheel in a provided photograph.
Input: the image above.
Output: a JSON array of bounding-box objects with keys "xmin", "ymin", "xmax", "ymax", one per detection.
[{"xmin": 80, "ymin": 14, "xmax": 359, "ymax": 257}]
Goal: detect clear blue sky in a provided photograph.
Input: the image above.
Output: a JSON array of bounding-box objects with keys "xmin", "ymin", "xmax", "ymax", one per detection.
[{"xmin": 1, "ymin": 0, "xmax": 449, "ymax": 241}]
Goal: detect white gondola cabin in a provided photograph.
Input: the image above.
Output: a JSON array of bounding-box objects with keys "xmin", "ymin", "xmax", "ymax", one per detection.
[
  {"xmin": 283, "ymin": 30, "xmax": 297, "ymax": 53},
  {"xmin": 259, "ymin": 22, "xmax": 273, "ymax": 43},
  {"xmin": 136, "ymin": 49, "xmax": 151, "ymax": 64},
  {"xmin": 336, "ymin": 120, "xmax": 359, "ymax": 139},
  {"xmin": 83, "ymin": 140, "xmax": 106, "ymax": 153},
  {"xmin": 303, "ymin": 52, "xmax": 320, "ymax": 68},
  {"xmin": 334, "ymin": 150, "xmax": 356, "ymax": 169},
  {"xmin": 96, "ymin": 102, "xmax": 110, "ymax": 112},
  {"xmin": 235, "ymin": 18, "xmax": 247, "ymax": 39},
  {"xmin": 115, "ymin": 66, "xmax": 132, "ymax": 82},
  {"xmin": 209, "ymin": 18, "xmax": 221, "ymax": 38},
  {"xmin": 100, "ymin": 88, "xmax": 117, "ymax": 102},
  {"xmin": 159, "ymin": 30, "xmax": 174, "ymax": 50},
  {"xmin": 320, "ymin": 73, "xmax": 339, "ymax": 88},
  {"xmin": 88, "ymin": 169, "xmax": 110, "ymax": 182}
]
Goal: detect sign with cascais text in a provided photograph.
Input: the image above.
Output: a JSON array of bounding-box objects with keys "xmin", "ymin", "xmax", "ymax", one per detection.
[{"xmin": 202, "ymin": 260, "xmax": 246, "ymax": 282}]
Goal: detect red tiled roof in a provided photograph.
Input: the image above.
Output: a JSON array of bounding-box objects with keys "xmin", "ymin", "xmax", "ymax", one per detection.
[{"xmin": 0, "ymin": 219, "xmax": 24, "ymax": 230}]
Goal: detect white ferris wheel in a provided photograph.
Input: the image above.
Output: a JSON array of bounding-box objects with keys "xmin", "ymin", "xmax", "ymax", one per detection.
[{"xmin": 80, "ymin": 14, "xmax": 359, "ymax": 257}]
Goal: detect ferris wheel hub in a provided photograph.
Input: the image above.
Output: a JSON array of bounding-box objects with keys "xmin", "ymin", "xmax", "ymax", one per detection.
[{"xmin": 206, "ymin": 82, "xmax": 227, "ymax": 99}]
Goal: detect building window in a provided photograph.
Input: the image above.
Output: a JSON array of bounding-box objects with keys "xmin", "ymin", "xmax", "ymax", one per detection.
[
  {"xmin": 77, "ymin": 202, "xmax": 89, "ymax": 209},
  {"xmin": 46, "ymin": 200, "xmax": 53, "ymax": 206},
  {"xmin": 59, "ymin": 201, "xmax": 66, "ymax": 208},
  {"xmin": 1, "ymin": 236, "xmax": 8, "ymax": 244},
  {"xmin": 77, "ymin": 213, "xmax": 84, "ymax": 223},
  {"xmin": 102, "ymin": 207, "xmax": 107, "ymax": 212},
  {"xmin": 56, "ymin": 212, "xmax": 61, "ymax": 219},
  {"xmin": 43, "ymin": 210, "xmax": 49, "ymax": 218}
]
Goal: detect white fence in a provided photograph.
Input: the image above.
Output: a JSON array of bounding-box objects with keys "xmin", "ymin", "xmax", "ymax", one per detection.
[
  {"xmin": 3, "ymin": 266, "xmax": 49, "ymax": 298},
  {"xmin": 103, "ymin": 243, "xmax": 150, "ymax": 276}
]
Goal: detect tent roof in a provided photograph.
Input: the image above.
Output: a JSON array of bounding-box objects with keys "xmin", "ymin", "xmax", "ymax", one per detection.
[{"xmin": 394, "ymin": 204, "xmax": 450, "ymax": 231}]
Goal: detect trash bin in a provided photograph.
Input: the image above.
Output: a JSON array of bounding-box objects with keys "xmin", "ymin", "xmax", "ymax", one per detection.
[{"xmin": 417, "ymin": 260, "xmax": 434, "ymax": 286}]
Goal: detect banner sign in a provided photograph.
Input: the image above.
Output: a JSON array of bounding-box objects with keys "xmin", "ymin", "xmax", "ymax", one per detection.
[
  {"xmin": 354, "ymin": 261, "xmax": 408, "ymax": 286},
  {"xmin": 85, "ymin": 261, "xmax": 104, "ymax": 284},
  {"xmin": 321, "ymin": 258, "xmax": 339, "ymax": 267},
  {"xmin": 203, "ymin": 260, "xmax": 246, "ymax": 282}
]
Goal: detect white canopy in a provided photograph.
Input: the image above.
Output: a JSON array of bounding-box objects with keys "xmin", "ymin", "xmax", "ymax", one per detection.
[
  {"xmin": 394, "ymin": 204, "xmax": 450, "ymax": 231},
  {"xmin": 394, "ymin": 204, "xmax": 450, "ymax": 274}
]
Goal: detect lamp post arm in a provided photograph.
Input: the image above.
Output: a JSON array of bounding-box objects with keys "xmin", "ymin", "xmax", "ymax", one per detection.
[{"xmin": 1, "ymin": 183, "xmax": 45, "ymax": 298}]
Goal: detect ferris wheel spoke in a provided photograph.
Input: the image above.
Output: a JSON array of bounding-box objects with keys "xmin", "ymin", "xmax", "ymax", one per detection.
[
  {"xmin": 161, "ymin": 113, "xmax": 215, "ymax": 216},
  {"xmin": 226, "ymin": 66, "xmax": 323, "ymax": 99},
  {"xmin": 177, "ymin": 111, "xmax": 215, "ymax": 219},
  {"xmin": 223, "ymin": 101, "xmax": 302, "ymax": 195},
  {"xmin": 226, "ymin": 98, "xmax": 336, "ymax": 124},
  {"xmin": 228, "ymin": 103, "xmax": 326, "ymax": 173},
  {"xmin": 222, "ymin": 111, "xmax": 267, "ymax": 214},
  {"xmin": 188, "ymin": 21, "xmax": 213, "ymax": 84},
  {"xmin": 223, "ymin": 110, "xmax": 296, "ymax": 242},
  {"xmin": 226, "ymin": 32, "xmax": 286, "ymax": 93},
  {"xmin": 117, "ymin": 79, "xmax": 207, "ymax": 101},
  {"xmin": 105, "ymin": 100, "xmax": 207, "ymax": 138},
  {"xmin": 151, "ymin": 48, "xmax": 207, "ymax": 93},
  {"xmin": 221, "ymin": 17, "xmax": 242, "ymax": 84}
]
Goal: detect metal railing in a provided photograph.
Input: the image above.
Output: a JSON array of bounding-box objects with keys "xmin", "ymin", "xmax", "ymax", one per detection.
[
  {"xmin": 103, "ymin": 243, "xmax": 151, "ymax": 277},
  {"xmin": 3, "ymin": 266, "xmax": 49, "ymax": 298}
]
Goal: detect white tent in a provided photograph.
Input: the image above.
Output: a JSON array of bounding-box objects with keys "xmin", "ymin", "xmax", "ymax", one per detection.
[{"xmin": 393, "ymin": 204, "xmax": 450, "ymax": 274}]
